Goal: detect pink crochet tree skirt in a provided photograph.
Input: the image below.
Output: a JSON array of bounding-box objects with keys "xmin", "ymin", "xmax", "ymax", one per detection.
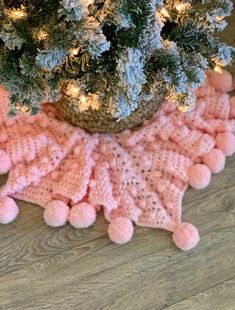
[{"xmin": 1, "ymin": 70, "xmax": 235, "ymax": 251}]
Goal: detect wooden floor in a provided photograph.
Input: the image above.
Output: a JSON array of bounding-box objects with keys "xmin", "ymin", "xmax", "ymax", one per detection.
[{"xmin": 1, "ymin": 10, "xmax": 235, "ymax": 310}]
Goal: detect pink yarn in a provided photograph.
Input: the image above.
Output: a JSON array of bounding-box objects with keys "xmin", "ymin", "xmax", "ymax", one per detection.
[
  {"xmin": 108, "ymin": 217, "xmax": 134, "ymax": 244},
  {"xmin": 0, "ymin": 132, "xmax": 8, "ymax": 143},
  {"xmin": 173, "ymin": 222, "xmax": 200, "ymax": 251},
  {"xmin": 0, "ymin": 150, "xmax": 12, "ymax": 174},
  {"xmin": 208, "ymin": 70, "xmax": 233, "ymax": 93},
  {"xmin": 0, "ymin": 196, "xmax": 19, "ymax": 224},
  {"xmin": 203, "ymin": 149, "xmax": 225, "ymax": 174},
  {"xmin": 230, "ymin": 97, "xmax": 235, "ymax": 118},
  {"xmin": 69, "ymin": 202, "xmax": 96, "ymax": 228},
  {"xmin": 43, "ymin": 200, "xmax": 70, "ymax": 227},
  {"xmin": 0, "ymin": 71, "xmax": 235, "ymax": 251},
  {"xmin": 189, "ymin": 164, "xmax": 211, "ymax": 190},
  {"xmin": 216, "ymin": 132, "xmax": 235, "ymax": 156}
]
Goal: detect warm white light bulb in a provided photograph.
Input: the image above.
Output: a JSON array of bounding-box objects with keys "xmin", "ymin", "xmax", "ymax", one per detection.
[
  {"xmin": 176, "ymin": 4, "xmax": 183, "ymax": 11},
  {"xmin": 89, "ymin": 94, "xmax": 100, "ymax": 110},
  {"xmin": 85, "ymin": 0, "xmax": 94, "ymax": 5},
  {"xmin": 178, "ymin": 104, "xmax": 192, "ymax": 113},
  {"xmin": 214, "ymin": 65, "xmax": 223, "ymax": 74},
  {"xmin": 78, "ymin": 94, "xmax": 91, "ymax": 111},
  {"xmin": 65, "ymin": 83, "xmax": 80, "ymax": 98},
  {"xmin": 8, "ymin": 6, "xmax": 27, "ymax": 20},
  {"xmin": 71, "ymin": 48, "xmax": 79, "ymax": 56},
  {"xmin": 160, "ymin": 8, "xmax": 170, "ymax": 18},
  {"xmin": 80, "ymin": 94, "xmax": 87, "ymax": 105},
  {"xmin": 216, "ymin": 16, "xmax": 225, "ymax": 21},
  {"xmin": 175, "ymin": 2, "xmax": 191, "ymax": 12},
  {"xmin": 37, "ymin": 30, "xmax": 48, "ymax": 41}
]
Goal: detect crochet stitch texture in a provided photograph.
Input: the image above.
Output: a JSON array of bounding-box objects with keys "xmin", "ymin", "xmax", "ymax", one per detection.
[{"xmin": 0, "ymin": 70, "xmax": 235, "ymax": 251}]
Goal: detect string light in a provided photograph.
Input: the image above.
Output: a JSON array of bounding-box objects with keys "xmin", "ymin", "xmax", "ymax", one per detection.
[
  {"xmin": 216, "ymin": 16, "xmax": 225, "ymax": 21},
  {"xmin": 160, "ymin": 8, "xmax": 170, "ymax": 18},
  {"xmin": 79, "ymin": 94, "xmax": 90, "ymax": 111},
  {"xmin": 70, "ymin": 48, "xmax": 80, "ymax": 56},
  {"xmin": 213, "ymin": 59, "xmax": 224, "ymax": 74},
  {"xmin": 89, "ymin": 94, "xmax": 100, "ymax": 110},
  {"xmin": 37, "ymin": 30, "xmax": 48, "ymax": 41},
  {"xmin": 80, "ymin": 94, "xmax": 87, "ymax": 105},
  {"xmin": 68, "ymin": 92, "xmax": 101, "ymax": 112},
  {"xmin": 7, "ymin": 6, "xmax": 27, "ymax": 20},
  {"xmin": 214, "ymin": 65, "xmax": 223, "ymax": 74},
  {"xmin": 65, "ymin": 82, "xmax": 100, "ymax": 111},
  {"xmin": 15, "ymin": 102, "xmax": 31, "ymax": 114},
  {"xmin": 85, "ymin": 0, "xmax": 94, "ymax": 5},
  {"xmin": 175, "ymin": 3, "xmax": 191, "ymax": 12},
  {"xmin": 65, "ymin": 83, "xmax": 80, "ymax": 98},
  {"xmin": 178, "ymin": 104, "xmax": 192, "ymax": 112}
]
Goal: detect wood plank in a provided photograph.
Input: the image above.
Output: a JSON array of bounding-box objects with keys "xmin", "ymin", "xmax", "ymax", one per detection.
[
  {"xmin": 0, "ymin": 201, "xmax": 109, "ymax": 276},
  {"xmin": 162, "ymin": 277, "xmax": 235, "ymax": 310},
  {"xmin": 0, "ymin": 176, "xmax": 234, "ymax": 310}
]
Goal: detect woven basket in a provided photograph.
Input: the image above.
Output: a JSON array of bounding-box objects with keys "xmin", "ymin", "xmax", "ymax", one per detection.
[{"xmin": 55, "ymin": 90, "xmax": 165, "ymax": 133}]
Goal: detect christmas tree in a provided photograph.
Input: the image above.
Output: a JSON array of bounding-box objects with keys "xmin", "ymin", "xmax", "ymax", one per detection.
[{"xmin": 0, "ymin": 0, "xmax": 234, "ymax": 124}]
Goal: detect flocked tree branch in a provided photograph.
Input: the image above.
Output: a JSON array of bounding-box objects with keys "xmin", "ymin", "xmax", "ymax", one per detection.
[{"xmin": 0, "ymin": 0, "xmax": 234, "ymax": 117}]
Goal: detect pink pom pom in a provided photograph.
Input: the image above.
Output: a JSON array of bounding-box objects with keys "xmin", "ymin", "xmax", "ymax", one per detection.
[
  {"xmin": 69, "ymin": 202, "xmax": 96, "ymax": 228},
  {"xmin": 0, "ymin": 197, "xmax": 19, "ymax": 224},
  {"xmin": 0, "ymin": 132, "xmax": 8, "ymax": 143},
  {"xmin": 216, "ymin": 132, "xmax": 235, "ymax": 156},
  {"xmin": 108, "ymin": 217, "xmax": 134, "ymax": 244},
  {"xmin": 0, "ymin": 150, "xmax": 12, "ymax": 174},
  {"xmin": 230, "ymin": 97, "xmax": 235, "ymax": 118},
  {"xmin": 208, "ymin": 70, "xmax": 233, "ymax": 93},
  {"xmin": 189, "ymin": 164, "xmax": 211, "ymax": 190},
  {"xmin": 173, "ymin": 222, "xmax": 200, "ymax": 251},
  {"xmin": 203, "ymin": 149, "xmax": 225, "ymax": 174},
  {"xmin": 43, "ymin": 200, "xmax": 69, "ymax": 227}
]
